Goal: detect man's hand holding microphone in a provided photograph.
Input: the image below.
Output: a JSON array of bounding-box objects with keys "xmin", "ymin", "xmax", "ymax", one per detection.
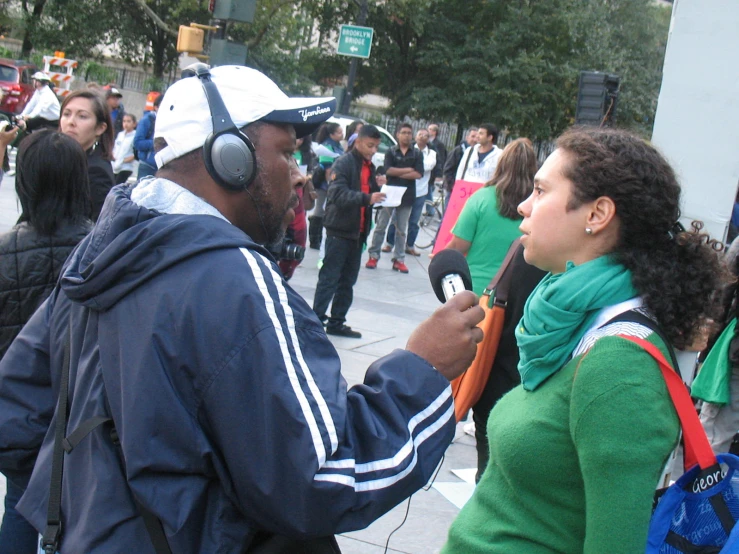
[{"xmin": 406, "ymin": 249, "xmax": 485, "ymax": 381}]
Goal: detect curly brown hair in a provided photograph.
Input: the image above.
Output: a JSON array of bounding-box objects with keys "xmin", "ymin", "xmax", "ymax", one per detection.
[{"xmin": 558, "ymin": 126, "xmax": 726, "ymax": 349}]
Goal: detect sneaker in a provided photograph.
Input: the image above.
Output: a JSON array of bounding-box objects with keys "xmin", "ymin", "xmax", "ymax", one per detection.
[
  {"xmin": 392, "ymin": 260, "xmax": 409, "ymax": 273},
  {"xmin": 381, "ymin": 244, "xmax": 392, "ymax": 253},
  {"xmin": 405, "ymin": 247, "xmax": 421, "ymax": 257},
  {"xmin": 326, "ymin": 324, "xmax": 362, "ymax": 338},
  {"xmin": 365, "ymin": 258, "xmax": 378, "ymax": 269}
]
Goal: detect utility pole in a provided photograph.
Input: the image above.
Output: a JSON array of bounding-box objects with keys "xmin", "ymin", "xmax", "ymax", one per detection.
[{"xmin": 339, "ymin": 0, "xmax": 368, "ymax": 114}]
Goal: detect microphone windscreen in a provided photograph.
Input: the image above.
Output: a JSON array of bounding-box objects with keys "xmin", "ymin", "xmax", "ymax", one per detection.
[{"xmin": 428, "ymin": 249, "xmax": 473, "ymax": 303}]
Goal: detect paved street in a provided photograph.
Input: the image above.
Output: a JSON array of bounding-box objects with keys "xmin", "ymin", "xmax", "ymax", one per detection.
[{"xmin": 0, "ymin": 174, "xmax": 476, "ymax": 553}]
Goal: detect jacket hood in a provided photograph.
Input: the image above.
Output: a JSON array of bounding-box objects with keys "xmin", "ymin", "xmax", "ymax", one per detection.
[{"xmin": 61, "ymin": 185, "xmax": 261, "ymax": 311}]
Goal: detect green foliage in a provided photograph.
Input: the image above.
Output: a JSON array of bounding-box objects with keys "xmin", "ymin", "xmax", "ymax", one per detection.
[
  {"xmin": 32, "ymin": 0, "xmax": 115, "ymax": 61},
  {"xmin": 569, "ymin": 0, "xmax": 671, "ymax": 135},
  {"xmin": 144, "ymin": 76, "xmax": 165, "ymax": 93},
  {"xmin": 0, "ymin": 0, "xmax": 671, "ymax": 140},
  {"xmin": 226, "ymin": 0, "xmax": 340, "ymax": 95},
  {"xmin": 82, "ymin": 61, "xmax": 118, "ymax": 84},
  {"xmin": 354, "ymin": 0, "xmax": 671, "ymax": 139}
]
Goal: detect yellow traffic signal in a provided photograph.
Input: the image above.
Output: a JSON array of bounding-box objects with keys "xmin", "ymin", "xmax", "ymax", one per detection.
[{"xmin": 177, "ymin": 25, "xmax": 205, "ymax": 54}]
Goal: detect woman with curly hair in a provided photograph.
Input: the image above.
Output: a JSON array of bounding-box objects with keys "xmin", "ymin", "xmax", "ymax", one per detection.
[{"xmin": 443, "ymin": 127, "xmax": 725, "ymax": 553}]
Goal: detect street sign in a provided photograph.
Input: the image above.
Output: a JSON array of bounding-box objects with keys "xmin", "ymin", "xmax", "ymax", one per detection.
[{"xmin": 337, "ymin": 25, "xmax": 374, "ymax": 59}]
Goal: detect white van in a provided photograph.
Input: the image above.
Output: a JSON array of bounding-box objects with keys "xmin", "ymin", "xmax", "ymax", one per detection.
[{"xmin": 327, "ymin": 114, "xmax": 396, "ymax": 169}]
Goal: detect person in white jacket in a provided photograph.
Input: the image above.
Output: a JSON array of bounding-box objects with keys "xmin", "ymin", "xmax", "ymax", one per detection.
[
  {"xmin": 111, "ymin": 113, "xmax": 136, "ymax": 184},
  {"xmin": 455, "ymin": 123, "xmax": 501, "ymax": 184},
  {"xmin": 18, "ymin": 72, "xmax": 60, "ymax": 132}
]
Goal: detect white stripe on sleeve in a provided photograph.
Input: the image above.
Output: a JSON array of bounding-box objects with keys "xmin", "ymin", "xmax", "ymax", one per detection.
[
  {"xmin": 314, "ymin": 401, "xmax": 454, "ymax": 492},
  {"xmin": 255, "ymin": 251, "xmax": 339, "ymax": 455},
  {"xmin": 322, "ymin": 386, "xmax": 452, "ymax": 473},
  {"xmin": 239, "ymin": 248, "xmax": 327, "ymax": 466}
]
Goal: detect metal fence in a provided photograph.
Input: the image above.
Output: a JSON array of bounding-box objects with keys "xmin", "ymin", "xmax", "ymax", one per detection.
[
  {"xmin": 89, "ymin": 66, "xmax": 177, "ymax": 93},
  {"xmin": 0, "ymin": 38, "xmax": 22, "ymax": 58},
  {"xmin": 351, "ymin": 109, "xmax": 556, "ymax": 165}
]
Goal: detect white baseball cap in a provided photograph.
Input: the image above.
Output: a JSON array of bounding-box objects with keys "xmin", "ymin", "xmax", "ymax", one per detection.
[
  {"xmin": 154, "ymin": 65, "xmax": 336, "ymax": 169},
  {"xmin": 31, "ymin": 71, "xmax": 51, "ymax": 82}
]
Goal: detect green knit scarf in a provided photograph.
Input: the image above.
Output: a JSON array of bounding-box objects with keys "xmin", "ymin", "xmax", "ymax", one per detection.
[{"xmin": 516, "ymin": 255, "xmax": 638, "ymax": 391}]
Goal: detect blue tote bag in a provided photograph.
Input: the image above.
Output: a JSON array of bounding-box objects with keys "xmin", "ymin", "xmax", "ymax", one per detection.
[{"xmin": 620, "ymin": 335, "xmax": 739, "ymax": 553}]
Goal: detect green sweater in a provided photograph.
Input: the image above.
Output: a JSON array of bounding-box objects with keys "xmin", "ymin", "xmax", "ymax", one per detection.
[
  {"xmin": 451, "ymin": 186, "xmax": 522, "ymax": 296},
  {"xmin": 443, "ymin": 333, "xmax": 680, "ymax": 554}
]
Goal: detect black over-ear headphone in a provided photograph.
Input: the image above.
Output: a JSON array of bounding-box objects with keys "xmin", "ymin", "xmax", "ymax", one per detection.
[{"xmin": 181, "ymin": 63, "xmax": 257, "ymax": 191}]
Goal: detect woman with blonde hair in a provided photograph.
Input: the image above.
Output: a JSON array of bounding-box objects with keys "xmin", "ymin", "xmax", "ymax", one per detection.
[{"xmin": 443, "ymin": 127, "xmax": 725, "ymax": 553}]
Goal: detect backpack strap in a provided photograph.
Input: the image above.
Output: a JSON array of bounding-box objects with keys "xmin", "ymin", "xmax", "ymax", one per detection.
[
  {"xmin": 606, "ymin": 309, "xmax": 681, "ymax": 379},
  {"xmin": 41, "ymin": 318, "xmax": 72, "ymax": 554},
  {"xmin": 482, "ymin": 237, "xmax": 521, "ymax": 307},
  {"xmin": 42, "ymin": 308, "xmax": 173, "ymax": 554},
  {"xmin": 618, "ymin": 333, "xmax": 716, "ymax": 471},
  {"xmin": 459, "ymin": 145, "xmax": 473, "ymax": 181}
]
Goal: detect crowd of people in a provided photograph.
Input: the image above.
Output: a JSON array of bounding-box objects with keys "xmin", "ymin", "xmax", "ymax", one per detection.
[{"xmin": 0, "ymin": 63, "xmax": 735, "ymax": 553}]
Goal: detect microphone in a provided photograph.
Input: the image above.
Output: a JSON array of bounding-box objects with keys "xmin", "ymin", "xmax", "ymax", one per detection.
[{"xmin": 428, "ymin": 249, "xmax": 473, "ymax": 303}]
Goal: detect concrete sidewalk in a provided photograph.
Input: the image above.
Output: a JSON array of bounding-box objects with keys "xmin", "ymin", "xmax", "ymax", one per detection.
[
  {"xmin": 291, "ymin": 242, "xmax": 477, "ymax": 554},
  {"xmin": 0, "ymin": 178, "xmax": 476, "ymax": 553}
]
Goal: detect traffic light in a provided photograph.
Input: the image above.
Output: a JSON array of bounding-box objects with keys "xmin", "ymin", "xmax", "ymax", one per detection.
[
  {"xmin": 212, "ymin": 0, "xmax": 257, "ymax": 23},
  {"xmin": 177, "ymin": 25, "xmax": 205, "ymax": 54}
]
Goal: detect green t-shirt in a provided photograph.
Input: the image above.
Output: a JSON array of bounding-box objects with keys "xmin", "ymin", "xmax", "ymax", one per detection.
[
  {"xmin": 442, "ymin": 333, "xmax": 680, "ymax": 554},
  {"xmin": 451, "ymin": 187, "xmax": 522, "ymax": 295}
]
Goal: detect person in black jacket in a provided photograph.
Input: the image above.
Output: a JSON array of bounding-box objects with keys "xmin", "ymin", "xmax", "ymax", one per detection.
[
  {"xmin": 471, "ymin": 246, "xmax": 545, "ymax": 481},
  {"xmin": 313, "ymin": 125, "xmax": 386, "ymax": 338},
  {"xmin": 0, "ymin": 130, "xmax": 92, "ymax": 554},
  {"xmin": 59, "ymin": 90, "xmax": 116, "ymax": 221}
]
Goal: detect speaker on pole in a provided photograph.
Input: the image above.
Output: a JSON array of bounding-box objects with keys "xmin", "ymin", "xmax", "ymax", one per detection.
[{"xmin": 575, "ymin": 71, "xmax": 620, "ymax": 127}]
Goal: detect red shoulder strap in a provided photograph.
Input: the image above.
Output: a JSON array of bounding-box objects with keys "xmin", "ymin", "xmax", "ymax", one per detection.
[{"xmin": 618, "ymin": 334, "xmax": 716, "ymax": 471}]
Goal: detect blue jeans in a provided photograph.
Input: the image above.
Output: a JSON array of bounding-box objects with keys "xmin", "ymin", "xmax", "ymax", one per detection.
[
  {"xmin": 424, "ymin": 186, "xmax": 435, "ymax": 215},
  {"xmin": 387, "ymin": 196, "xmax": 426, "ymax": 249},
  {"xmin": 0, "ymin": 479, "xmax": 38, "ymax": 554}
]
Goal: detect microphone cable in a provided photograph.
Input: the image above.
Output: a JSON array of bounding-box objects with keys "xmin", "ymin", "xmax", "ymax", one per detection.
[{"xmin": 382, "ymin": 454, "xmax": 446, "ymax": 554}]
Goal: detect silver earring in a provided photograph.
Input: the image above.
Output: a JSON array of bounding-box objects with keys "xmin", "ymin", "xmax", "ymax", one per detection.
[{"xmin": 585, "ymin": 228, "xmax": 593, "ymax": 235}]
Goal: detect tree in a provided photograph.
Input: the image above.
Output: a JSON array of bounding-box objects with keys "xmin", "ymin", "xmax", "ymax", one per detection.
[
  {"xmin": 353, "ymin": 0, "xmax": 671, "ymax": 139},
  {"xmin": 111, "ymin": 0, "xmax": 210, "ymax": 79},
  {"xmin": 570, "ymin": 0, "xmax": 671, "ymax": 135},
  {"xmin": 24, "ymin": 0, "xmax": 210, "ymax": 79},
  {"xmin": 226, "ymin": 0, "xmax": 322, "ymax": 95},
  {"xmin": 30, "ymin": 0, "xmax": 116, "ymax": 60},
  {"xmin": 19, "ymin": 0, "xmax": 48, "ymax": 57}
]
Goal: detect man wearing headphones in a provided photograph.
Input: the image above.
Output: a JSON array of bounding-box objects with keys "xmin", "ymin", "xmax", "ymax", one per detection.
[{"xmin": 0, "ymin": 65, "xmax": 484, "ymax": 552}]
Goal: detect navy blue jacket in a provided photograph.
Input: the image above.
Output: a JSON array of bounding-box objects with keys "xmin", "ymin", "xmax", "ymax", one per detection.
[
  {"xmin": 133, "ymin": 111, "xmax": 156, "ymax": 168},
  {"xmin": 0, "ymin": 185, "xmax": 455, "ymax": 552}
]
